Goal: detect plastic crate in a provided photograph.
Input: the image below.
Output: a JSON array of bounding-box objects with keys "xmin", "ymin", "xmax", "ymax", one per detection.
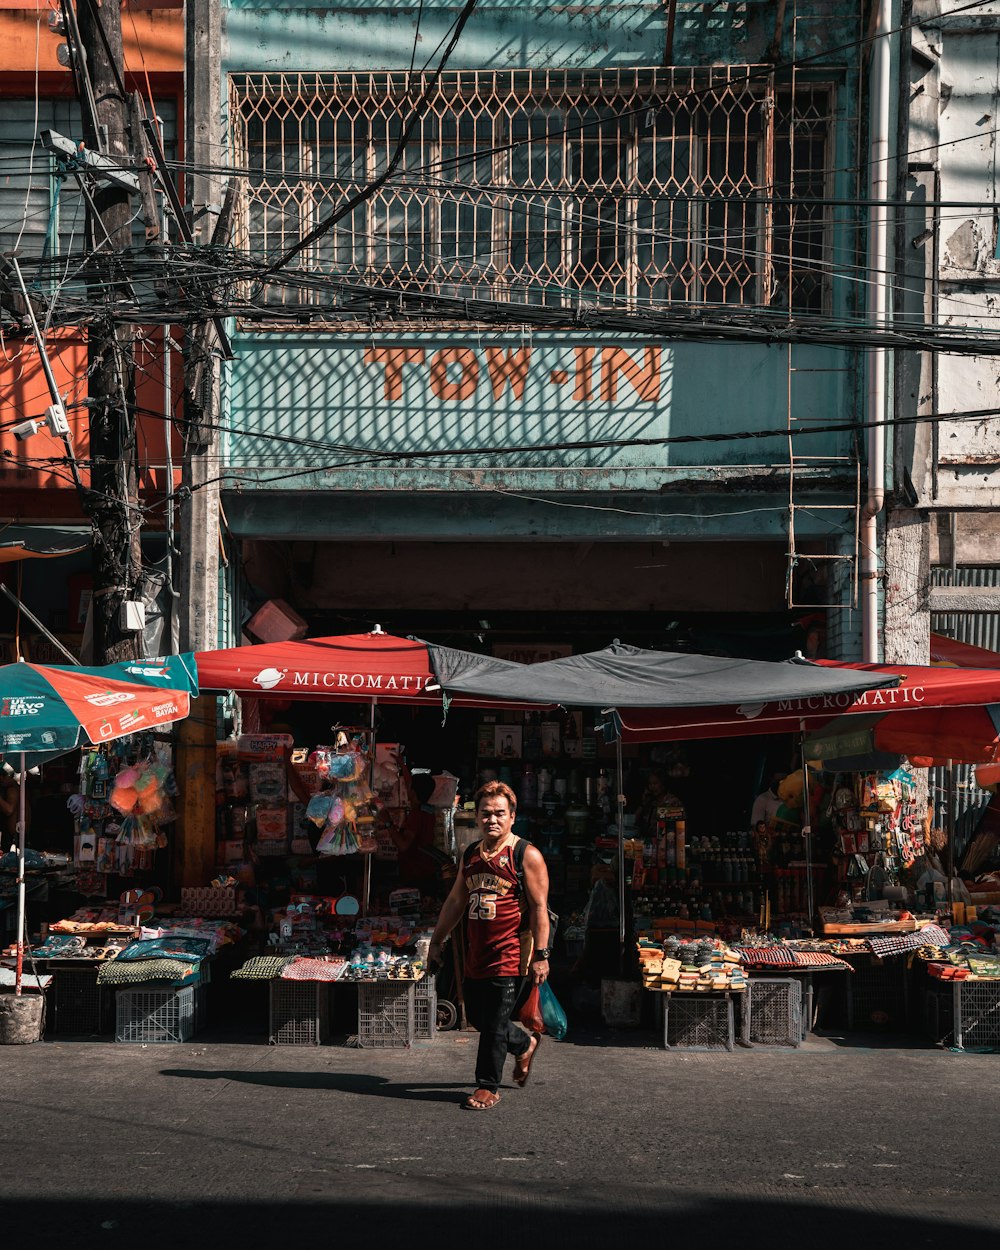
[
  {"xmin": 924, "ymin": 985, "xmax": 953, "ymax": 1045},
  {"xmin": 414, "ymin": 981, "xmax": 437, "ymax": 1040},
  {"xmin": 115, "ymin": 986, "xmax": 197, "ymax": 1043},
  {"xmin": 49, "ymin": 966, "xmax": 110, "ymax": 1036},
  {"xmin": 846, "ymin": 954, "xmax": 908, "ymax": 1029},
  {"xmin": 741, "ymin": 978, "xmax": 802, "ymax": 1048},
  {"xmin": 357, "ymin": 981, "xmax": 414, "ymax": 1049},
  {"xmin": 954, "ymin": 980, "xmax": 1000, "ymax": 1051},
  {"xmin": 268, "ymin": 980, "xmax": 330, "ymax": 1045},
  {"xmin": 663, "ymin": 992, "xmax": 735, "ymax": 1051}
]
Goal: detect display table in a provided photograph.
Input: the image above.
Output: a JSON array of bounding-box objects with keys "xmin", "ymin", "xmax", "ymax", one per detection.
[{"xmin": 818, "ymin": 909, "xmax": 917, "ymax": 936}]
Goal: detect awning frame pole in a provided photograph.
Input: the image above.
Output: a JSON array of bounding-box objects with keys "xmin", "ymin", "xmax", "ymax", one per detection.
[
  {"xmin": 616, "ymin": 733, "xmax": 626, "ymax": 957},
  {"xmin": 799, "ymin": 720, "xmax": 815, "ymax": 926},
  {"xmin": 14, "ymin": 752, "xmax": 26, "ymax": 996}
]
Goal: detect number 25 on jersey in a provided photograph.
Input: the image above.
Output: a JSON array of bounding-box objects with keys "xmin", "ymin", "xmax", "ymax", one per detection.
[{"xmin": 468, "ymin": 893, "xmax": 497, "ymax": 921}]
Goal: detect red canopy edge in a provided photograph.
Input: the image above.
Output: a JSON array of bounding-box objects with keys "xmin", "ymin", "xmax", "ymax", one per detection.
[
  {"xmin": 615, "ymin": 661, "xmax": 1000, "ymax": 763},
  {"xmin": 193, "ymin": 632, "xmax": 538, "ymax": 709},
  {"xmin": 930, "ymin": 632, "xmax": 1000, "ymax": 669}
]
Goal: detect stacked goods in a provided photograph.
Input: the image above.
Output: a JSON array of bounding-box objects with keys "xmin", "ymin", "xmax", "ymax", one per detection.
[{"xmin": 638, "ymin": 937, "xmax": 747, "ymax": 992}]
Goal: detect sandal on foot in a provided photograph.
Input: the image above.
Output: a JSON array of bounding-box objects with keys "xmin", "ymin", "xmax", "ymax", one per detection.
[
  {"xmin": 513, "ymin": 1032, "xmax": 541, "ymax": 1088},
  {"xmin": 464, "ymin": 1088, "xmax": 501, "ymax": 1110}
]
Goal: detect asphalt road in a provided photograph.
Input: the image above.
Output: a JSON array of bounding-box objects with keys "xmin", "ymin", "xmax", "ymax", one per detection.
[{"xmin": 4, "ymin": 1022, "xmax": 999, "ymax": 1249}]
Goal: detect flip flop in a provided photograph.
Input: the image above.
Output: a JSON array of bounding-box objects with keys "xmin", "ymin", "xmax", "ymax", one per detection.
[
  {"xmin": 463, "ymin": 1089, "xmax": 501, "ymax": 1110},
  {"xmin": 513, "ymin": 1032, "xmax": 542, "ymax": 1088}
]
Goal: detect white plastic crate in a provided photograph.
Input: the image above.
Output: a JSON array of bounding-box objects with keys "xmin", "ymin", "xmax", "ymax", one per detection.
[
  {"xmin": 741, "ymin": 978, "xmax": 802, "ymax": 1048},
  {"xmin": 115, "ymin": 986, "xmax": 197, "ymax": 1043},
  {"xmin": 953, "ymin": 980, "xmax": 1000, "ymax": 1051},
  {"xmin": 269, "ymin": 980, "xmax": 330, "ymax": 1045},
  {"xmin": 357, "ymin": 981, "xmax": 414, "ymax": 1048},
  {"xmin": 663, "ymin": 992, "xmax": 735, "ymax": 1051},
  {"xmin": 414, "ymin": 977, "xmax": 437, "ymax": 1040}
]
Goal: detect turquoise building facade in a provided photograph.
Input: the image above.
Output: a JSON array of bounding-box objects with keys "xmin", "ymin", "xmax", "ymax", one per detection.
[{"xmin": 215, "ymin": 0, "xmax": 873, "ymax": 657}]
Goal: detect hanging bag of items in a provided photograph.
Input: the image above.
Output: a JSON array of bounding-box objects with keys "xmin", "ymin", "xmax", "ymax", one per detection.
[{"xmin": 306, "ymin": 735, "xmax": 381, "ymax": 857}]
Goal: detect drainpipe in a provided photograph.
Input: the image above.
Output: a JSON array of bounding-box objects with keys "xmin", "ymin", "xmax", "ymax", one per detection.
[{"xmin": 861, "ymin": 0, "xmax": 893, "ymax": 663}]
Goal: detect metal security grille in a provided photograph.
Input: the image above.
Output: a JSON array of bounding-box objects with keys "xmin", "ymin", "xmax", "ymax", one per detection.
[{"xmin": 229, "ymin": 69, "xmax": 832, "ymax": 321}]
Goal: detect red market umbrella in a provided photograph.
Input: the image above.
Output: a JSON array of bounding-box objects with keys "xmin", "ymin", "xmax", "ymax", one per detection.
[
  {"xmin": 613, "ymin": 662, "xmax": 1000, "ymax": 765},
  {"xmin": 194, "ymin": 630, "xmax": 524, "ymax": 707}
]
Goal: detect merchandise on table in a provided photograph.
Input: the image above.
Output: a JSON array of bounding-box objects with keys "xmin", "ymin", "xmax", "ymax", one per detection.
[{"xmin": 637, "ymin": 937, "xmax": 747, "ymax": 992}]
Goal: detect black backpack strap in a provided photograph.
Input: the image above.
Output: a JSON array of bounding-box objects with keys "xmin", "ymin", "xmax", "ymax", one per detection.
[{"xmin": 513, "ymin": 836, "xmax": 527, "ymax": 892}]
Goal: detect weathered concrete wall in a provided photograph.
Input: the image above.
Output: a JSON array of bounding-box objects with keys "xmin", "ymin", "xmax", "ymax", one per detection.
[
  {"xmin": 884, "ymin": 506, "xmax": 931, "ymax": 663},
  {"xmin": 905, "ymin": 3, "xmax": 1000, "ymax": 511}
]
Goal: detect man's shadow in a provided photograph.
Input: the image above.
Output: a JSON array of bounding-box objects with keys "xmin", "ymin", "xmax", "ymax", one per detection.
[{"xmin": 160, "ymin": 1068, "xmax": 467, "ymax": 1103}]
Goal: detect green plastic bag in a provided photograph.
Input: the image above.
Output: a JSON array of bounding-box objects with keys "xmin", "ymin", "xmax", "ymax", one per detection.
[{"xmin": 539, "ymin": 981, "xmax": 567, "ymax": 1040}]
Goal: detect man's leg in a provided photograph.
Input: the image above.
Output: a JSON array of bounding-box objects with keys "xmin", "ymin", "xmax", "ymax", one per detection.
[{"xmin": 463, "ymin": 978, "xmax": 528, "ymax": 1096}]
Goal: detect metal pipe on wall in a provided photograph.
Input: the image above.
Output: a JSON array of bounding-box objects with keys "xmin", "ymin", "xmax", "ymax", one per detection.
[{"xmin": 861, "ymin": 0, "xmax": 894, "ymax": 663}]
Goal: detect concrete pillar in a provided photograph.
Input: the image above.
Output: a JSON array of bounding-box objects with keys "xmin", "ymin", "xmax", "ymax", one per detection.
[
  {"xmin": 883, "ymin": 506, "xmax": 930, "ymax": 665},
  {"xmin": 884, "ymin": 505, "xmax": 930, "ymax": 813}
]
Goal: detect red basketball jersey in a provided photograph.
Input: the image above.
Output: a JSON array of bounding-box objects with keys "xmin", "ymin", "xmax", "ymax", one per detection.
[{"xmin": 462, "ymin": 839, "xmax": 522, "ymax": 978}]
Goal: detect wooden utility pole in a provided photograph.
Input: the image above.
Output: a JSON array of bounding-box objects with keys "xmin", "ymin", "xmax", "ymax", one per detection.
[
  {"xmin": 75, "ymin": 0, "xmax": 143, "ymax": 664},
  {"xmin": 175, "ymin": 0, "xmax": 223, "ymax": 888},
  {"xmin": 178, "ymin": 0, "xmax": 222, "ymax": 658}
]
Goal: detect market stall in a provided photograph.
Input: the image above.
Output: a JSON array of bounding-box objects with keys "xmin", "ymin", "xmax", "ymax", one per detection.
[
  {"xmin": 422, "ymin": 643, "xmax": 1000, "ymax": 1044},
  {"xmin": 193, "ymin": 631, "xmax": 534, "ymax": 1045},
  {"xmin": 0, "ymin": 656, "xmax": 194, "ymax": 1042}
]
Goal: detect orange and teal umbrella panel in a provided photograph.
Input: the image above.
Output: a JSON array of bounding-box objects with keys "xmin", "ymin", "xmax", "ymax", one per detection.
[{"xmin": 0, "ymin": 656, "xmax": 196, "ymax": 756}]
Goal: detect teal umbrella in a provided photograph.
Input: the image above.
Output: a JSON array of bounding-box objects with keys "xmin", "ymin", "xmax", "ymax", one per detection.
[
  {"xmin": 0, "ymin": 654, "xmax": 197, "ymax": 995},
  {"xmin": 0, "ymin": 655, "xmax": 197, "ymax": 759}
]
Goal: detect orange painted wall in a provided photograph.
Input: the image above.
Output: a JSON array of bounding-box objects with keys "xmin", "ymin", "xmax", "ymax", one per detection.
[
  {"xmin": 0, "ymin": 4, "xmax": 184, "ymax": 521},
  {"xmin": 0, "ymin": 4, "xmax": 183, "ymax": 80}
]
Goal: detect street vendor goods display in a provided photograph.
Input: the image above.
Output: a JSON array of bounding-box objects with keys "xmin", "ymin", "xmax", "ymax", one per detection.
[
  {"xmin": 826, "ymin": 766, "xmax": 924, "ymax": 893},
  {"xmin": 637, "ymin": 937, "xmax": 747, "ymax": 991},
  {"xmin": 307, "ymin": 737, "xmax": 379, "ymax": 857},
  {"xmin": 69, "ymin": 743, "xmax": 177, "ymax": 879}
]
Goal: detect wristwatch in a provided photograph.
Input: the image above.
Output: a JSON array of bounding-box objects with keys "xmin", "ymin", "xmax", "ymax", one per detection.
[{"xmin": 533, "ymin": 947, "xmax": 552, "ymax": 961}]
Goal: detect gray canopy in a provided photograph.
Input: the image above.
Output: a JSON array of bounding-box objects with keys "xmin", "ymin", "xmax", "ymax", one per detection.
[{"xmin": 422, "ymin": 641, "xmax": 898, "ymax": 709}]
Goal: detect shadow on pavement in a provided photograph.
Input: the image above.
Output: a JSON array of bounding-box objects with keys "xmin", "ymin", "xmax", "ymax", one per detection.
[
  {"xmin": 160, "ymin": 1067, "xmax": 468, "ymax": 1102},
  {"xmin": 810, "ymin": 1029, "xmax": 936, "ymax": 1050},
  {"xmin": 1, "ymin": 1193, "xmax": 989, "ymax": 1250}
]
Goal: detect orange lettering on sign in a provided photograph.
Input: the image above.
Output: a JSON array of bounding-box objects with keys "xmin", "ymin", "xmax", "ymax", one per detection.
[
  {"xmin": 599, "ymin": 346, "xmax": 661, "ymax": 402},
  {"xmin": 573, "ymin": 346, "xmax": 595, "ymax": 401},
  {"xmin": 363, "ymin": 347, "xmax": 426, "ymax": 401},
  {"xmin": 429, "ymin": 347, "xmax": 479, "ymax": 401},
  {"xmin": 485, "ymin": 347, "xmax": 532, "ymax": 401}
]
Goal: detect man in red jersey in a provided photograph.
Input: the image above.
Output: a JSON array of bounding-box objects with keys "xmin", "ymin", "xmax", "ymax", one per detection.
[{"xmin": 428, "ymin": 780, "xmax": 550, "ymax": 1110}]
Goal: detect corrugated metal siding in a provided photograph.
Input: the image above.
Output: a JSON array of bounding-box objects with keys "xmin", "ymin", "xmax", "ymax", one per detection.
[
  {"xmin": 930, "ymin": 565, "xmax": 1000, "ymax": 652},
  {"xmin": 929, "ymin": 565, "xmax": 1000, "ymax": 846}
]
